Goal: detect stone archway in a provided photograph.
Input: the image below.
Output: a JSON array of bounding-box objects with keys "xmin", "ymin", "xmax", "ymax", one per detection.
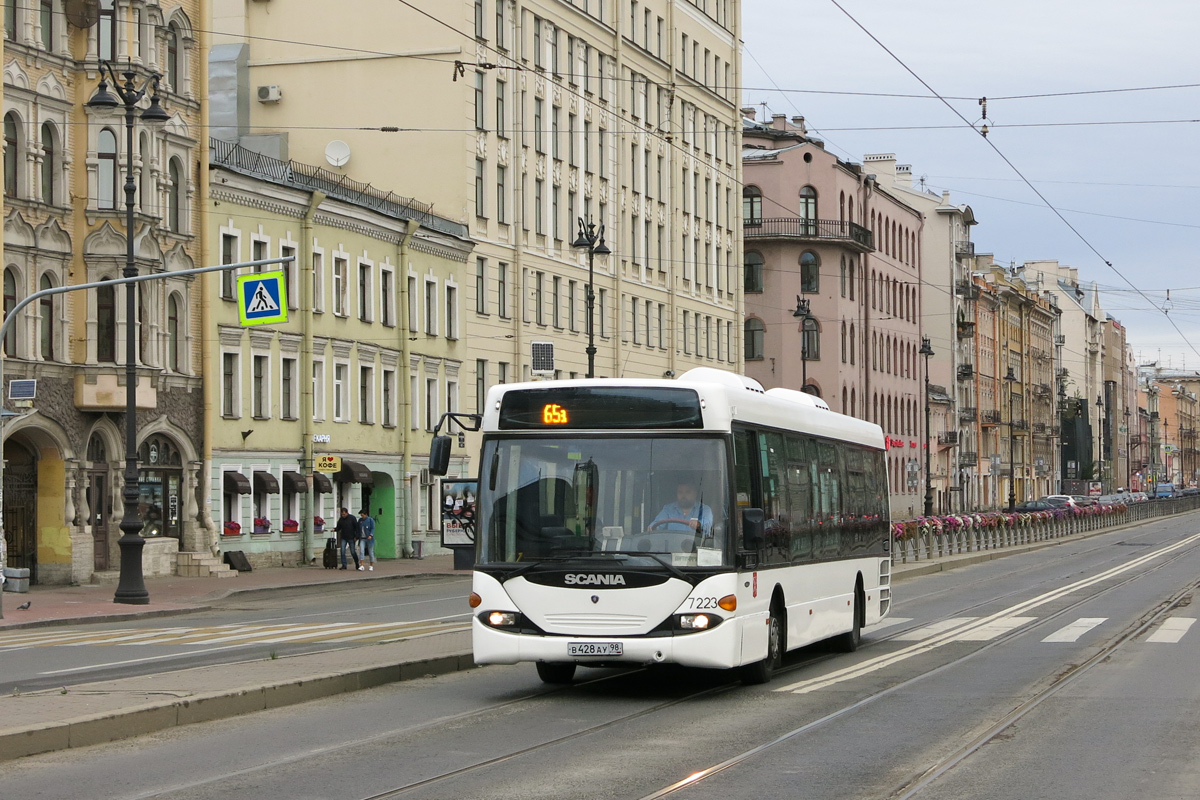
[{"xmin": 3, "ymin": 415, "xmax": 74, "ymax": 584}]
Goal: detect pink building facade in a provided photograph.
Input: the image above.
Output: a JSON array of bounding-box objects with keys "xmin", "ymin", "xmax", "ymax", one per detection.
[{"xmin": 742, "ymin": 113, "xmax": 925, "ymax": 518}]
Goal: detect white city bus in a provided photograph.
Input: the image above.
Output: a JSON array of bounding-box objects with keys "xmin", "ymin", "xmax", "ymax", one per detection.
[{"xmin": 454, "ymin": 368, "xmax": 892, "ymax": 684}]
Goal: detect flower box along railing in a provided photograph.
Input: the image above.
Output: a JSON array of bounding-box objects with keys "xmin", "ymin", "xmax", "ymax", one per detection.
[
  {"xmin": 890, "ymin": 495, "xmax": 1200, "ymax": 564},
  {"xmin": 252, "ymin": 517, "xmax": 271, "ymax": 534}
]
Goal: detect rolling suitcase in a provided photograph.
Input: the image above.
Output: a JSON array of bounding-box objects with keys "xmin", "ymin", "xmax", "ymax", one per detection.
[{"xmin": 322, "ymin": 537, "xmax": 338, "ymax": 569}]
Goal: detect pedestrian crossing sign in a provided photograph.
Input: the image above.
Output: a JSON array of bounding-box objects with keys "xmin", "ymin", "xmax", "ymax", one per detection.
[{"xmin": 237, "ymin": 271, "xmax": 288, "ymax": 326}]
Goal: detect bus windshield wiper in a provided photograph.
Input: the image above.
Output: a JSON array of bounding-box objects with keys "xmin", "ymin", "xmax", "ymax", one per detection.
[{"xmin": 591, "ymin": 550, "xmax": 690, "ymax": 581}]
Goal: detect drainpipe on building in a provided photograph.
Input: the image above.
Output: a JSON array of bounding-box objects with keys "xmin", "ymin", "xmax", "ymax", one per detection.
[
  {"xmin": 300, "ymin": 192, "xmax": 325, "ymax": 561},
  {"xmin": 197, "ymin": 42, "xmax": 216, "ymax": 561},
  {"xmin": 398, "ymin": 218, "xmax": 419, "ymax": 558}
]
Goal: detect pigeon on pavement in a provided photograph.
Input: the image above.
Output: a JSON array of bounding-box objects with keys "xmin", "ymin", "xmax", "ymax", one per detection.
[{"xmin": 16, "ymin": 601, "xmax": 31, "ymax": 610}]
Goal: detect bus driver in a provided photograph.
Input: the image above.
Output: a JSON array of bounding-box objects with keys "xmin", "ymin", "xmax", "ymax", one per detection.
[{"xmin": 652, "ymin": 479, "xmax": 713, "ymax": 534}]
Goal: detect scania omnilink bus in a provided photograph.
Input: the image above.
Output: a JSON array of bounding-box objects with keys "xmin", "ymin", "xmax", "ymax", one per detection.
[{"xmin": 436, "ymin": 368, "xmax": 892, "ymax": 684}]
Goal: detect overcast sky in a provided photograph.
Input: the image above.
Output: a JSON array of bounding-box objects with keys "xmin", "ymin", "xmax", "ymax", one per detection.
[{"xmin": 742, "ymin": 0, "xmax": 1200, "ymax": 371}]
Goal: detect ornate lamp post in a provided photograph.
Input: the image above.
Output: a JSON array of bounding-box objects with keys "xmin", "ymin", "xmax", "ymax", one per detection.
[
  {"xmin": 1005, "ymin": 367, "xmax": 1017, "ymax": 512},
  {"xmin": 87, "ymin": 64, "xmax": 170, "ymax": 604},
  {"xmin": 1096, "ymin": 394, "xmax": 1105, "ymax": 492},
  {"xmin": 919, "ymin": 336, "xmax": 934, "ymax": 515},
  {"xmin": 792, "ymin": 297, "xmax": 812, "ymax": 392},
  {"xmin": 571, "ymin": 218, "xmax": 611, "ymax": 379}
]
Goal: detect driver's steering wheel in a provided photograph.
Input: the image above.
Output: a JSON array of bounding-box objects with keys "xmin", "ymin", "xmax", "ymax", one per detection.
[{"xmin": 649, "ymin": 518, "xmax": 695, "ymax": 530}]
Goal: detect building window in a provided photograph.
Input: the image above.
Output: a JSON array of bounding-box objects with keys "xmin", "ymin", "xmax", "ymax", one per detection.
[
  {"xmin": 802, "ymin": 318, "xmax": 820, "ymax": 361},
  {"xmin": 475, "ymin": 158, "xmax": 486, "ymax": 217},
  {"xmin": 445, "ymin": 285, "xmax": 457, "ymax": 339},
  {"xmin": 474, "ymin": 0, "xmax": 483, "ymax": 38},
  {"xmin": 222, "ymin": 352, "xmax": 239, "ymax": 416},
  {"xmin": 801, "ymin": 251, "xmax": 820, "ymax": 293},
  {"xmin": 382, "ymin": 369, "xmax": 395, "ymax": 427},
  {"xmin": 496, "ymin": 164, "xmax": 507, "ymax": 223},
  {"xmin": 799, "ymin": 186, "xmax": 818, "ymax": 234},
  {"xmin": 167, "ymin": 158, "xmax": 182, "ymax": 232},
  {"xmin": 498, "ymin": 262, "xmax": 509, "ymax": 318},
  {"xmin": 281, "ymin": 246, "xmax": 296, "ymax": 310},
  {"xmin": 552, "ymin": 276, "xmax": 561, "ymax": 328},
  {"xmin": 40, "ymin": 123, "xmax": 55, "ymax": 204},
  {"xmin": 312, "ymin": 360, "xmax": 325, "ymax": 420},
  {"xmin": 424, "ymin": 281, "xmax": 437, "ymax": 335},
  {"xmin": 476, "ymin": 359, "xmax": 487, "ymax": 412},
  {"xmin": 534, "ymin": 272, "xmax": 544, "ymax": 325},
  {"xmin": 359, "ymin": 365, "xmax": 374, "ymax": 423},
  {"xmin": 334, "ymin": 363, "xmax": 348, "ymax": 421},
  {"xmin": 425, "ymin": 377, "xmax": 438, "ymax": 431},
  {"xmin": 220, "ymin": 234, "xmax": 237, "ymax": 299},
  {"xmin": 166, "ymin": 24, "xmax": 181, "ymax": 91},
  {"xmin": 744, "ymin": 318, "xmax": 765, "ymax": 361},
  {"xmin": 98, "ymin": 0, "xmax": 115, "ymax": 61},
  {"xmin": 744, "ymin": 251, "xmax": 764, "ymax": 293},
  {"xmin": 358, "ymin": 262, "xmax": 372, "ymax": 321},
  {"xmin": 281, "ymin": 356, "xmax": 296, "ymax": 419},
  {"xmin": 495, "ymin": 80, "xmax": 506, "ymax": 138},
  {"xmin": 742, "ymin": 186, "xmax": 762, "ymax": 226},
  {"xmin": 96, "ymin": 279, "xmax": 116, "ymax": 363},
  {"xmin": 568, "ymin": 280, "xmax": 577, "ymax": 332},
  {"xmin": 333, "ymin": 257, "xmax": 347, "ymax": 316},
  {"xmin": 3, "ymin": 113, "xmax": 19, "ymax": 199},
  {"xmin": 38, "ymin": 274, "xmax": 55, "ymax": 361},
  {"xmin": 407, "ymin": 275, "xmax": 417, "ymax": 332},
  {"xmin": 312, "ymin": 252, "xmax": 324, "ymax": 312},
  {"xmin": 474, "ymin": 72, "xmax": 485, "ymax": 130},
  {"xmin": 253, "ymin": 354, "xmax": 269, "ymax": 418},
  {"xmin": 166, "ymin": 293, "xmax": 180, "ymax": 371}
]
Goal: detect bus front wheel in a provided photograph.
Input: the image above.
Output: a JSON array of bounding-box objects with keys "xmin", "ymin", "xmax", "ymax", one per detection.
[
  {"xmin": 834, "ymin": 587, "xmax": 863, "ymax": 652},
  {"xmin": 742, "ymin": 606, "xmax": 784, "ymax": 685},
  {"xmin": 536, "ymin": 662, "xmax": 577, "ymax": 684}
]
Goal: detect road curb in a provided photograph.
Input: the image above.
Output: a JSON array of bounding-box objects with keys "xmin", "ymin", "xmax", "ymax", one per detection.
[{"xmin": 0, "ymin": 649, "xmax": 477, "ymax": 763}]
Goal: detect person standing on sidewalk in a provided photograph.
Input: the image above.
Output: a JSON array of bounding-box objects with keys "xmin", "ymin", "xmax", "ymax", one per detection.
[
  {"xmin": 335, "ymin": 507, "xmax": 360, "ymax": 570},
  {"xmin": 358, "ymin": 509, "xmax": 376, "ymax": 571}
]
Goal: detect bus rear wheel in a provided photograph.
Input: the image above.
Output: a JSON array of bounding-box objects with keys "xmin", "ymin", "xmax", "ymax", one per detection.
[
  {"xmin": 536, "ymin": 662, "xmax": 577, "ymax": 684},
  {"xmin": 742, "ymin": 606, "xmax": 784, "ymax": 685}
]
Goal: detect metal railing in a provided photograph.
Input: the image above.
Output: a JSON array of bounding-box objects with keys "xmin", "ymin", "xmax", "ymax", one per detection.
[
  {"xmin": 980, "ymin": 409, "xmax": 1002, "ymax": 425},
  {"xmin": 743, "ymin": 217, "xmax": 874, "ymax": 249},
  {"xmin": 938, "ymin": 431, "xmax": 959, "ymax": 445}
]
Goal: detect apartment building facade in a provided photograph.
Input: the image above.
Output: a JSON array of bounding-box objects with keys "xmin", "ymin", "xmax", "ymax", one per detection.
[
  {"xmin": 740, "ymin": 113, "xmax": 924, "ymax": 519},
  {"xmin": 3, "ymin": 0, "xmax": 204, "ymax": 584}
]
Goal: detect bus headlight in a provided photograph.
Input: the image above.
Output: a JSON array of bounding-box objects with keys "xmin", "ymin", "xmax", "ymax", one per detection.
[
  {"xmin": 487, "ymin": 611, "xmax": 519, "ymax": 627},
  {"xmin": 679, "ymin": 614, "xmax": 713, "ymax": 630}
]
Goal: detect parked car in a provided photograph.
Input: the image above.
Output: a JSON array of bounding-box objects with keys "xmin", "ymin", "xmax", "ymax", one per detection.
[
  {"xmin": 1071, "ymin": 495, "xmax": 1097, "ymax": 507},
  {"xmin": 1040, "ymin": 495, "xmax": 1078, "ymax": 508},
  {"xmin": 1181, "ymin": 486, "xmax": 1200, "ymax": 497},
  {"xmin": 1129, "ymin": 491, "xmax": 1149, "ymax": 503},
  {"xmin": 1154, "ymin": 483, "xmax": 1177, "ymax": 499},
  {"xmin": 1015, "ymin": 500, "xmax": 1056, "ymax": 511}
]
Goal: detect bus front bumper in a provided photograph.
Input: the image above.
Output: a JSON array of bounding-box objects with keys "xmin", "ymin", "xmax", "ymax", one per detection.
[{"xmin": 472, "ymin": 615, "xmax": 745, "ymax": 670}]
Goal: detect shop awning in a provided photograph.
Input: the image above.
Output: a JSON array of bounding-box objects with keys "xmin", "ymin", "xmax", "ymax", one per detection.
[
  {"xmin": 313, "ymin": 471, "xmax": 333, "ymax": 494},
  {"xmin": 335, "ymin": 460, "xmax": 372, "ymax": 486},
  {"xmin": 223, "ymin": 471, "xmax": 251, "ymax": 495},
  {"xmin": 281, "ymin": 471, "xmax": 308, "ymax": 493},
  {"xmin": 253, "ymin": 471, "xmax": 280, "ymax": 494}
]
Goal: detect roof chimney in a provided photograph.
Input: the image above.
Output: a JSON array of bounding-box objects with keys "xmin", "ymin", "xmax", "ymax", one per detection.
[
  {"xmin": 790, "ymin": 115, "xmax": 807, "ymax": 135},
  {"xmin": 771, "ymin": 113, "xmax": 788, "ymax": 131},
  {"xmin": 740, "ymin": 106, "xmax": 757, "ymax": 121}
]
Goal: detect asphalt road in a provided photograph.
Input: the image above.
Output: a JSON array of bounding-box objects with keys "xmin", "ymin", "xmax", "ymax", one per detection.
[
  {"xmin": 0, "ymin": 574, "xmax": 473, "ymax": 694},
  {"xmin": 8, "ymin": 512, "xmax": 1200, "ymax": 800}
]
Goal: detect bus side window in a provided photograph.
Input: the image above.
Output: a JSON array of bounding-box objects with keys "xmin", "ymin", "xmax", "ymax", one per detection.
[{"xmin": 733, "ymin": 429, "xmax": 757, "ymax": 550}]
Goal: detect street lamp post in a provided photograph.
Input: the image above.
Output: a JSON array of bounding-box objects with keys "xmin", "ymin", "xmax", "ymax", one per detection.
[
  {"xmin": 1005, "ymin": 367, "xmax": 1017, "ymax": 512},
  {"xmin": 1096, "ymin": 394, "xmax": 1105, "ymax": 492},
  {"xmin": 792, "ymin": 297, "xmax": 811, "ymax": 392},
  {"xmin": 571, "ymin": 218, "xmax": 611, "ymax": 379},
  {"xmin": 919, "ymin": 336, "xmax": 934, "ymax": 515},
  {"xmin": 1123, "ymin": 407, "xmax": 1132, "ymax": 490},
  {"xmin": 87, "ymin": 64, "xmax": 170, "ymax": 605}
]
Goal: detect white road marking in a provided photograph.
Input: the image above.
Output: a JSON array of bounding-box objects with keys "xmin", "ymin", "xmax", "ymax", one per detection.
[
  {"xmin": 1042, "ymin": 618, "xmax": 1108, "ymax": 643},
  {"xmin": 955, "ymin": 616, "xmax": 1038, "ymax": 641},
  {"xmin": 1147, "ymin": 616, "xmax": 1196, "ymax": 643},
  {"xmin": 776, "ymin": 532, "xmax": 1200, "ymax": 695},
  {"xmin": 891, "ymin": 618, "xmax": 977, "ymax": 641},
  {"xmin": 862, "ymin": 617, "xmax": 912, "ymax": 633}
]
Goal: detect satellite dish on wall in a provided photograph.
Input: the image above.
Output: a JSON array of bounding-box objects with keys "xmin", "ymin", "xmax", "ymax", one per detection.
[
  {"xmin": 324, "ymin": 140, "xmax": 351, "ymax": 168},
  {"xmin": 64, "ymin": 0, "xmax": 100, "ymax": 28}
]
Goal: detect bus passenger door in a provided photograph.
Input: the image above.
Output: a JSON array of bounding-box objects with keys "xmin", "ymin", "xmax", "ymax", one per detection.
[{"xmin": 733, "ymin": 428, "xmax": 769, "ymax": 664}]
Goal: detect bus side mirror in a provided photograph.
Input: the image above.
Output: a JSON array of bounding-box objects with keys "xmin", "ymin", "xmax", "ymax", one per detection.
[
  {"xmin": 741, "ymin": 508, "xmax": 765, "ymax": 550},
  {"xmin": 429, "ymin": 435, "xmax": 452, "ymax": 476}
]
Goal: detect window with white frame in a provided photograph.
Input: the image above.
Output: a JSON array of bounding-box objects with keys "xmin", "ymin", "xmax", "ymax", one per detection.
[
  {"xmin": 380, "ymin": 268, "xmax": 394, "ymax": 326},
  {"xmin": 475, "ymin": 359, "xmax": 487, "ymax": 413},
  {"xmin": 252, "ymin": 354, "xmax": 269, "ymax": 418},
  {"xmin": 445, "ymin": 285, "xmax": 457, "ymax": 339},
  {"xmin": 281, "ymin": 246, "xmax": 297, "ymax": 310},
  {"xmin": 358, "ymin": 262, "xmax": 373, "ymax": 322},
  {"xmin": 281, "ymin": 356, "xmax": 297, "ymax": 419},
  {"xmin": 424, "ymin": 280, "xmax": 437, "ymax": 335},
  {"xmin": 410, "ymin": 373, "xmax": 420, "ymax": 429},
  {"xmin": 333, "ymin": 257, "xmax": 347, "ymax": 316},
  {"xmin": 359, "ymin": 365, "xmax": 374, "ymax": 423},
  {"xmin": 425, "ymin": 378, "xmax": 438, "ymax": 431},
  {"xmin": 312, "ymin": 251, "xmax": 325, "ymax": 312},
  {"xmin": 222, "ymin": 352, "xmax": 240, "ymax": 417},
  {"xmin": 333, "ymin": 363, "xmax": 349, "ymax": 421},
  {"xmin": 407, "ymin": 275, "xmax": 418, "ymax": 332},
  {"xmin": 382, "ymin": 369, "xmax": 395, "ymax": 427},
  {"xmin": 475, "ymin": 258, "xmax": 487, "ymax": 315},
  {"xmin": 312, "ymin": 359, "xmax": 325, "ymax": 421}
]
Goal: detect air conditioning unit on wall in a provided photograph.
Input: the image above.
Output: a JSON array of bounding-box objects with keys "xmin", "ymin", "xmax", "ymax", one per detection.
[{"xmin": 257, "ymin": 85, "xmax": 282, "ymax": 103}]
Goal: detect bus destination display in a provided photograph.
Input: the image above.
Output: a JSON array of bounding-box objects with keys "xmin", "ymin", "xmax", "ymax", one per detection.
[{"xmin": 499, "ymin": 387, "xmax": 704, "ymax": 430}]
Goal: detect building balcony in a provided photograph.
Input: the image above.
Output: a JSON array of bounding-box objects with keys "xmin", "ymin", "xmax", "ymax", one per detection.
[
  {"xmin": 956, "ymin": 321, "xmax": 976, "ymax": 339},
  {"xmin": 743, "ymin": 217, "xmax": 874, "ymax": 251},
  {"xmin": 980, "ymin": 409, "xmax": 1002, "ymax": 425},
  {"xmin": 960, "ymin": 407, "xmax": 977, "ymax": 422},
  {"xmin": 938, "ymin": 431, "xmax": 959, "ymax": 445},
  {"xmin": 955, "ymin": 240, "xmax": 975, "ymax": 258},
  {"xmin": 1033, "ymin": 383, "xmax": 1052, "ymax": 397},
  {"xmin": 1033, "ymin": 422, "xmax": 1047, "ymax": 433},
  {"xmin": 959, "ymin": 451, "xmax": 979, "ymax": 467},
  {"xmin": 957, "ymin": 363, "xmax": 975, "ymax": 380},
  {"xmin": 1012, "ymin": 419, "xmax": 1029, "ymax": 431},
  {"xmin": 955, "ymin": 280, "xmax": 981, "ymax": 301}
]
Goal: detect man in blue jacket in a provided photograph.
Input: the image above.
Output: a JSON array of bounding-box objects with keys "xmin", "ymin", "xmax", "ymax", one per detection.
[{"xmin": 358, "ymin": 509, "xmax": 376, "ymax": 571}]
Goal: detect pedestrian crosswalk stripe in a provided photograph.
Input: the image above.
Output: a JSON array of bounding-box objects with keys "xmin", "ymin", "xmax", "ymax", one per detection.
[
  {"xmin": 892, "ymin": 618, "xmax": 977, "ymax": 641},
  {"xmin": 955, "ymin": 616, "xmax": 1038, "ymax": 641},
  {"xmin": 0, "ymin": 619, "xmax": 469, "ymax": 650},
  {"xmin": 1042, "ymin": 618, "xmax": 1107, "ymax": 643},
  {"xmin": 1147, "ymin": 616, "xmax": 1196, "ymax": 643}
]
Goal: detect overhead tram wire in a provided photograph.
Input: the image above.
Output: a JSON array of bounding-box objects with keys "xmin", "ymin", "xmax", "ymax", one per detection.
[{"xmin": 825, "ymin": 0, "xmax": 1200, "ymax": 363}]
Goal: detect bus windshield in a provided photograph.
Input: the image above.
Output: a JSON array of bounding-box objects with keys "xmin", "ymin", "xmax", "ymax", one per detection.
[{"xmin": 478, "ymin": 436, "xmax": 731, "ymax": 568}]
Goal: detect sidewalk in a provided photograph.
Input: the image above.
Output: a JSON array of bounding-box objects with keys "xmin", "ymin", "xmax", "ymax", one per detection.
[{"xmin": 0, "ymin": 531, "xmax": 1106, "ymax": 763}]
